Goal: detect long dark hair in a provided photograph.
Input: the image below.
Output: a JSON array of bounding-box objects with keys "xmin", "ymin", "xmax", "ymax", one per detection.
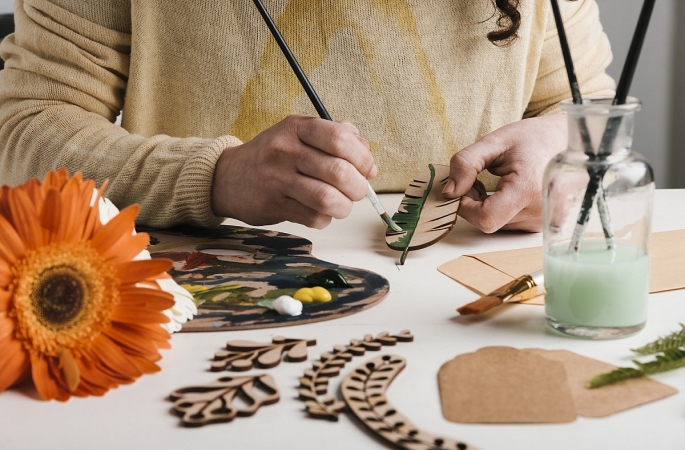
[
  {"xmin": 489, "ymin": 0, "xmax": 577, "ymax": 46},
  {"xmin": 488, "ymin": 0, "xmax": 521, "ymax": 46}
]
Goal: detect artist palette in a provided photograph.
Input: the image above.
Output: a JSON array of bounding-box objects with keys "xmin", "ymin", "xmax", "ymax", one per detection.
[{"xmin": 146, "ymin": 225, "xmax": 389, "ymax": 331}]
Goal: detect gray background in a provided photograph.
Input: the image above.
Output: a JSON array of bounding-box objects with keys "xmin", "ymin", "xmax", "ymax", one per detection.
[{"xmin": 0, "ymin": 1, "xmax": 682, "ymax": 188}]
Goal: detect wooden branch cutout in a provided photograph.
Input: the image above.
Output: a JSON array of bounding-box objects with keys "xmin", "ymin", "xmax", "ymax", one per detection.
[
  {"xmin": 342, "ymin": 355, "xmax": 478, "ymax": 450},
  {"xmin": 212, "ymin": 336, "xmax": 317, "ymax": 372},
  {"xmin": 386, "ymin": 164, "xmax": 460, "ymax": 265},
  {"xmin": 298, "ymin": 330, "xmax": 413, "ymax": 421},
  {"xmin": 169, "ymin": 374, "xmax": 280, "ymax": 427}
]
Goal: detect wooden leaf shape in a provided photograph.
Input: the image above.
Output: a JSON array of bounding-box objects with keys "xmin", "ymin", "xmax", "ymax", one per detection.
[
  {"xmin": 169, "ymin": 374, "xmax": 280, "ymax": 427},
  {"xmin": 385, "ymin": 164, "xmax": 460, "ymax": 265},
  {"xmin": 285, "ymin": 339, "xmax": 315, "ymax": 362},
  {"xmin": 300, "ymin": 331, "xmax": 413, "ymax": 421},
  {"xmin": 225, "ymin": 340, "xmax": 273, "ymax": 351},
  {"xmin": 257, "ymin": 345, "xmax": 285, "ymax": 368},
  {"xmin": 213, "ymin": 337, "xmax": 316, "ymax": 372},
  {"xmin": 342, "ymin": 355, "xmax": 478, "ymax": 450}
]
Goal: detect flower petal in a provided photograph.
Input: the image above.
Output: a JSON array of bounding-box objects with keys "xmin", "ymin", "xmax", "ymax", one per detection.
[
  {"xmin": 30, "ymin": 352, "xmax": 69, "ymax": 401},
  {"xmin": 88, "ymin": 335, "xmax": 143, "ymax": 379},
  {"xmin": 119, "ymin": 286, "xmax": 175, "ymax": 310},
  {"xmin": 72, "ymin": 354, "xmax": 115, "ymax": 395},
  {"xmin": 0, "ymin": 289, "xmax": 11, "ymax": 311},
  {"xmin": 114, "ymin": 322, "xmax": 170, "ymax": 346},
  {"xmin": 0, "ymin": 315, "xmax": 30, "ymax": 392},
  {"xmin": 100, "ymin": 233, "xmax": 152, "ymax": 266},
  {"xmin": 39, "ymin": 188, "xmax": 61, "ymax": 237},
  {"xmin": 111, "ymin": 306, "xmax": 170, "ymax": 324},
  {"xmin": 0, "ymin": 214, "xmax": 27, "ymax": 263},
  {"xmin": 101, "ymin": 325, "xmax": 159, "ymax": 357},
  {"xmin": 7, "ymin": 188, "xmax": 44, "ymax": 250},
  {"xmin": 126, "ymin": 354, "xmax": 161, "ymax": 374},
  {"xmin": 116, "ymin": 259, "xmax": 172, "ymax": 286},
  {"xmin": 59, "ymin": 348, "xmax": 80, "ymax": 392},
  {"xmin": 90, "ymin": 205, "xmax": 139, "ymax": 255},
  {"xmin": 41, "ymin": 168, "xmax": 70, "ymax": 192}
]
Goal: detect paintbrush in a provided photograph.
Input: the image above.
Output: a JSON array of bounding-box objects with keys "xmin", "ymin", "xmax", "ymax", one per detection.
[
  {"xmin": 457, "ymin": 270, "xmax": 544, "ymax": 315},
  {"xmin": 567, "ymin": 0, "xmax": 656, "ymax": 252},
  {"xmin": 252, "ymin": 0, "xmax": 402, "ymax": 232},
  {"xmin": 550, "ymin": 0, "xmax": 615, "ymax": 251}
]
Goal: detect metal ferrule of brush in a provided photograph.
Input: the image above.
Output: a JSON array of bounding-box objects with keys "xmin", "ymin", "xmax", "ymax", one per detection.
[{"xmin": 489, "ymin": 275, "xmax": 539, "ymax": 304}]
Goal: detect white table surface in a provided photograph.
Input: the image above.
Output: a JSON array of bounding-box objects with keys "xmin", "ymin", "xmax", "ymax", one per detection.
[{"xmin": 2, "ymin": 190, "xmax": 685, "ymax": 450}]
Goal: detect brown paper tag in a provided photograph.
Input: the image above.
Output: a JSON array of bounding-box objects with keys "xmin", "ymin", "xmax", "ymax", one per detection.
[
  {"xmin": 438, "ymin": 347, "xmax": 678, "ymax": 424},
  {"xmin": 524, "ymin": 349, "xmax": 678, "ymax": 417},
  {"xmin": 438, "ymin": 347, "xmax": 577, "ymax": 423}
]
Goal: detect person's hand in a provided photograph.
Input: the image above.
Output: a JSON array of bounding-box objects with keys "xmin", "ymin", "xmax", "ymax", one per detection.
[
  {"xmin": 211, "ymin": 115, "xmax": 377, "ymax": 228},
  {"xmin": 442, "ymin": 114, "xmax": 567, "ymax": 233}
]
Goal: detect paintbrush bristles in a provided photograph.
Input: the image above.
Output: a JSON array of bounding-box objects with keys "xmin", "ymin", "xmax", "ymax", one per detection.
[{"xmin": 457, "ymin": 296, "xmax": 503, "ymax": 315}]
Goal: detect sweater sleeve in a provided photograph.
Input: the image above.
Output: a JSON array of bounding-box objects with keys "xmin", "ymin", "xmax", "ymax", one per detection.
[
  {"xmin": 525, "ymin": 0, "xmax": 616, "ymax": 118},
  {"xmin": 0, "ymin": 0, "xmax": 242, "ymax": 228}
]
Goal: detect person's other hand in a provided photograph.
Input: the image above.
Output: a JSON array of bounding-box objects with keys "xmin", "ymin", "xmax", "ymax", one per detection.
[
  {"xmin": 442, "ymin": 114, "xmax": 567, "ymax": 233},
  {"xmin": 212, "ymin": 115, "xmax": 377, "ymax": 228}
]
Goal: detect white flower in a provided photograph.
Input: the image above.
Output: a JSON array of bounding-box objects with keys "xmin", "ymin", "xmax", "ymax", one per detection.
[
  {"xmin": 92, "ymin": 190, "xmax": 197, "ymax": 333},
  {"xmin": 272, "ymin": 295, "xmax": 303, "ymax": 316}
]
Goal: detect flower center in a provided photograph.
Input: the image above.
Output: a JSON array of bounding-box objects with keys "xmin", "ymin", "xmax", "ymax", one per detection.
[
  {"xmin": 10, "ymin": 242, "xmax": 119, "ymax": 356},
  {"xmin": 33, "ymin": 266, "xmax": 86, "ymax": 328}
]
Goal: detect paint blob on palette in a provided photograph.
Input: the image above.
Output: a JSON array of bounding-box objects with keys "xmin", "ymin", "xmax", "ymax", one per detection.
[{"xmin": 146, "ymin": 226, "xmax": 389, "ymax": 332}]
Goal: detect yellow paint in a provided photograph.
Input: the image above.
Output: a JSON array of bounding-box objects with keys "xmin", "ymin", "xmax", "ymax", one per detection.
[
  {"xmin": 293, "ymin": 286, "xmax": 332, "ymax": 303},
  {"xmin": 232, "ymin": 1, "xmax": 458, "ymax": 161}
]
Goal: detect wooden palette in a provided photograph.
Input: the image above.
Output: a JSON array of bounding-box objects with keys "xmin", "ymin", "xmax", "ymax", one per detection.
[
  {"xmin": 145, "ymin": 226, "xmax": 389, "ymax": 332},
  {"xmin": 385, "ymin": 164, "xmax": 460, "ymax": 264}
]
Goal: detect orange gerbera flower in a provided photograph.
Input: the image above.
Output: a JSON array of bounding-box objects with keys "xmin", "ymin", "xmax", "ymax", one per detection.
[{"xmin": 0, "ymin": 169, "xmax": 174, "ymax": 401}]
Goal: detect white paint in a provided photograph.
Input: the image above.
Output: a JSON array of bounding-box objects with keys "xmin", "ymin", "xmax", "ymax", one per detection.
[{"xmin": 271, "ymin": 295, "xmax": 303, "ymax": 316}]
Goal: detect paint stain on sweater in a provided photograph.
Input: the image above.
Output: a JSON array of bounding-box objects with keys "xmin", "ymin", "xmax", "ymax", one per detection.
[{"xmin": 231, "ymin": 0, "xmax": 456, "ymax": 161}]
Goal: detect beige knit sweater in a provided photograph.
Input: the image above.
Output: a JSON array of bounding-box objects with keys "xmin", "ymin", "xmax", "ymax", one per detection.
[{"xmin": 0, "ymin": 0, "xmax": 614, "ymax": 227}]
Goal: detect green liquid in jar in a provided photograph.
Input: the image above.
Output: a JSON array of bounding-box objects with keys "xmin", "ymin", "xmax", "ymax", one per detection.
[{"xmin": 544, "ymin": 241, "xmax": 649, "ymax": 328}]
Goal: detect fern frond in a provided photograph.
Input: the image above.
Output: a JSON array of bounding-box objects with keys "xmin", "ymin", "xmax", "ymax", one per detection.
[
  {"xmin": 587, "ymin": 348, "xmax": 685, "ymax": 389},
  {"xmin": 634, "ymin": 348, "xmax": 685, "ymax": 374},
  {"xmin": 587, "ymin": 367, "xmax": 644, "ymax": 388},
  {"xmin": 631, "ymin": 323, "xmax": 685, "ymax": 355}
]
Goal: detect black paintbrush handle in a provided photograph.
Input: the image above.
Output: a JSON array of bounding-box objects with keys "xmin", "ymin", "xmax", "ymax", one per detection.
[
  {"xmin": 614, "ymin": 0, "xmax": 656, "ymax": 105},
  {"xmin": 252, "ymin": 0, "xmax": 332, "ymax": 121},
  {"xmin": 551, "ymin": 0, "xmax": 614, "ymax": 250},
  {"xmin": 569, "ymin": 0, "xmax": 655, "ymax": 251}
]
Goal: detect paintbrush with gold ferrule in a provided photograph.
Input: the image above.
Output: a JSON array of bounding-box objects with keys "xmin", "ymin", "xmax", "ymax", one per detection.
[{"xmin": 457, "ymin": 270, "xmax": 544, "ymax": 315}]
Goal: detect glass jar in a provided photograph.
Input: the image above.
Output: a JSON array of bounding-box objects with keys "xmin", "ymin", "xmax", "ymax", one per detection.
[{"xmin": 542, "ymin": 97, "xmax": 654, "ymax": 339}]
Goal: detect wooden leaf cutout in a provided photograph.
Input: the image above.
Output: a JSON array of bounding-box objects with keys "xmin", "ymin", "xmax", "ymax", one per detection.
[
  {"xmin": 169, "ymin": 374, "xmax": 280, "ymax": 427},
  {"xmin": 299, "ymin": 330, "xmax": 414, "ymax": 421},
  {"xmin": 211, "ymin": 337, "xmax": 316, "ymax": 371},
  {"xmin": 386, "ymin": 164, "xmax": 460, "ymax": 265},
  {"xmin": 342, "ymin": 355, "xmax": 478, "ymax": 450}
]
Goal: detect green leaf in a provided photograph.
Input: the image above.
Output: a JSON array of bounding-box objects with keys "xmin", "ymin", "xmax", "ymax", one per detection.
[
  {"xmin": 631, "ymin": 323, "xmax": 685, "ymax": 355},
  {"xmin": 385, "ymin": 164, "xmax": 460, "ymax": 265},
  {"xmin": 256, "ymin": 299, "xmax": 275, "ymax": 309},
  {"xmin": 588, "ymin": 339, "xmax": 685, "ymax": 388}
]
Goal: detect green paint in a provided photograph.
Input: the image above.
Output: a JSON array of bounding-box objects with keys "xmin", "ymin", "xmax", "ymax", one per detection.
[
  {"xmin": 544, "ymin": 241, "xmax": 649, "ymax": 328},
  {"xmin": 297, "ymin": 269, "xmax": 351, "ymax": 288},
  {"xmin": 388, "ymin": 164, "xmax": 436, "ymax": 264}
]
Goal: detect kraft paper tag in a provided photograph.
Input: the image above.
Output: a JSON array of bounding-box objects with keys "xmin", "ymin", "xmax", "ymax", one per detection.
[
  {"xmin": 438, "ymin": 347, "xmax": 577, "ymax": 423},
  {"xmin": 524, "ymin": 349, "xmax": 678, "ymax": 417},
  {"xmin": 438, "ymin": 229, "xmax": 685, "ymax": 306},
  {"xmin": 438, "ymin": 347, "xmax": 678, "ymax": 424}
]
